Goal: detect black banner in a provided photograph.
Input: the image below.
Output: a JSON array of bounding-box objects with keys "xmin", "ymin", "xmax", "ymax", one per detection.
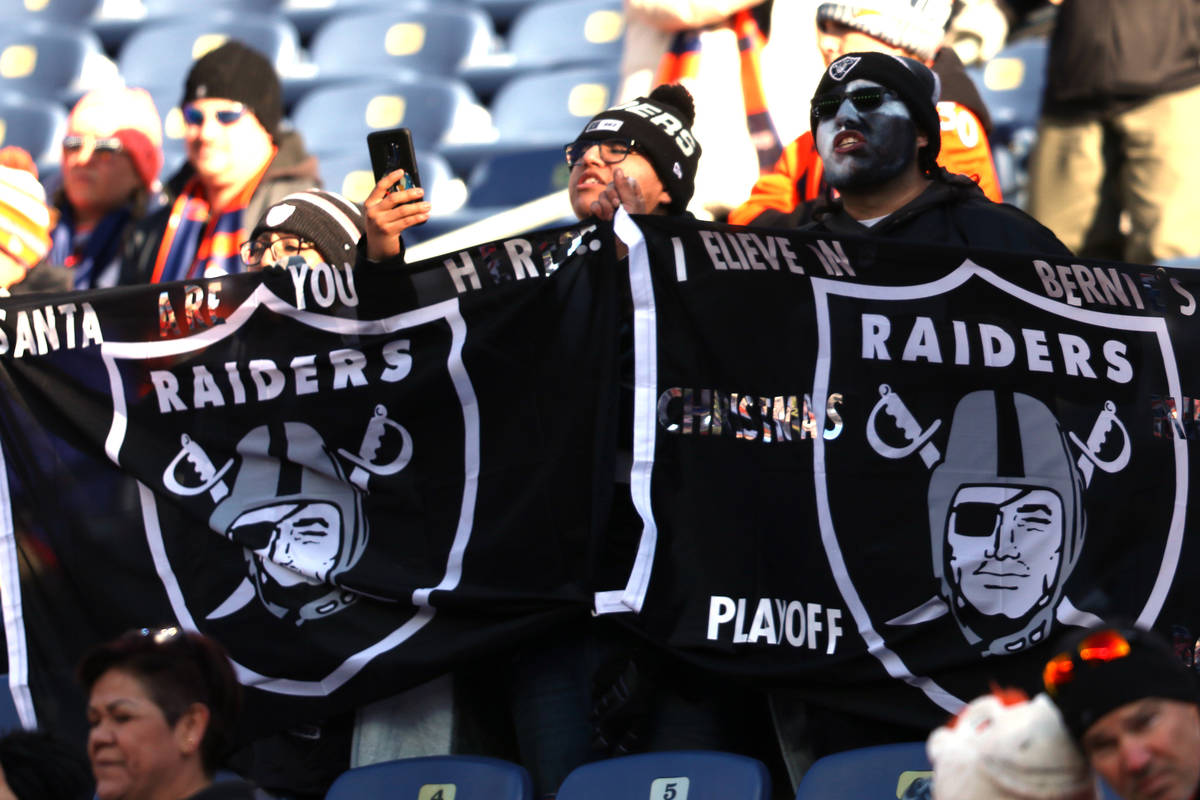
[
  {"xmin": 0, "ymin": 223, "xmax": 621, "ymax": 741},
  {"xmin": 611, "ymin": 212, "xmax": 1200, "ymax": 728},
  {"xmin": 6, "ymin": 211, "xmax": 1200, "ymax": 741}
]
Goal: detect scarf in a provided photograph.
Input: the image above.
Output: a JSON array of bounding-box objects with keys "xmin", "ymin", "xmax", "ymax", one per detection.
[
  {"xmin": 151, "ymin": 154, "xmax": 273, "ymax": 284},
  {"xmin": 49, "ymin": 205, "xmax": 131, "ymax": 290}
]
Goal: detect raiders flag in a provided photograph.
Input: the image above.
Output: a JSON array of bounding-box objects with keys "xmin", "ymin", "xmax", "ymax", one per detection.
[
  {"xmin": 610, "ymin": 210, "xmax": 1200, "ymax": 729},
  {"xmin": 0, "ymin": 223, "xmax": 621, "ymax": 741}
]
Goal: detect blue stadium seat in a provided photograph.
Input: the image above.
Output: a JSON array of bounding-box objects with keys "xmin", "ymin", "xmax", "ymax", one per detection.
[
  {"xmin": 462, "ymin": 0, "xmax": 624, "ymax": 97},
  {"xmin": 441, "ymin": 65, "xmax": 618, "ymax": 174},
  {"xmin": 556, "ymin": 751, "xmax": 771, "ymax": 800},
  {"xmin": 967, "ymin": 35, "xmax": 1049, "ymax": 209},
  {"xmin": 0, "ymin": 21, "xmax": 107, "ymax": 102},
  {"xmin": 414, "ymin": 145, "xmax": 571, "ymax": 240},
  {"xmin": 794, "ymin": 742, "xmax": 931, "ymax": 800},
  {"xmin": 0, "ymin": 676, "xmax": 19, "ymax": 735},
  {"xmin": 0, "ymin": 92, "xmax": 67, "ymax": 169},
  {"xmin": 324, "ymin": 755, "xmax": 533, "ymax": 800},
  {"xmin": 117, "ymin": 12, "xmax": 301, "ymax": 102},
  {"xmin": 144, "ymin": 0, "xmax": 282, "ymax": 12},
  {"xmin": 282, "ymin": 0, "xmax": 398, "ymax": 38},
  {"xmin": 316, "ymin": 148, "xmax": 461, "ymax": 211},
  {"xmin": 291, "ymin": 76, "xmax": 487, "ymax": 158},
  {"xmin": 0, "ymin": 0, "xmax": 99, "ymax": 23},
  {"xmin": 308, "ymin": 5, "xmax": 497, "ymax": 80}
]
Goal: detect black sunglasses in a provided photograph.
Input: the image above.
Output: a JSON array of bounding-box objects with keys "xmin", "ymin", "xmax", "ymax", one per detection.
[{"xmin": 810, "ymin": 89, "xmax": 894, "ymax": 121}]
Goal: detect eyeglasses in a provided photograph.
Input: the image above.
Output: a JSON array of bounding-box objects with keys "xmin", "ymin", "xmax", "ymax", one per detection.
[
  {"xmin": 240, "ymin": 234, "xmax": 313, "ymax": 267},
  {"xmin": 1043, "ymin": 628, "xmax": 1134, "ymax": 697},
  {"xmin": 810, "ymin": 89, "xmax": 894, "ymax": 121},
  {"xmin": 182, "ymin": 103, "xmax": 248, "ymax": 127},
  {"xmin": 564, "ymin": 138, "xmax": 638, "ymax": 169},
  {"xmin": 62, "ymin": 135, "xmax": 123, "ymax": 156}
]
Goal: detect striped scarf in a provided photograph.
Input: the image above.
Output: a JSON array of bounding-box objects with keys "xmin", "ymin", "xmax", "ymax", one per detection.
[
  {"xmin": 655, "ymin": 9, "xmax": 782, "ymax": 172},
  {"xmin": 151, "ymin": 155, "xmax": 273, "ymax": 284}
]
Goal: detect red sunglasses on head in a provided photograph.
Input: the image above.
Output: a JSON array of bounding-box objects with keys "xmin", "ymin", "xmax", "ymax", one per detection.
[{"xmin": 1043, "ymin": 628, "xmax": 1133, "ymax": 697}]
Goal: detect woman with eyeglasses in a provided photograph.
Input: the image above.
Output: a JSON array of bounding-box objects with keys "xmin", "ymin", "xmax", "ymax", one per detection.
[
  {"xmin": 78, "ymin": 627, "xmax": 251, "ymax": 800},
  {"xmin": 48, "ymin": 87, "xmax": 164, "ymax": 290}
]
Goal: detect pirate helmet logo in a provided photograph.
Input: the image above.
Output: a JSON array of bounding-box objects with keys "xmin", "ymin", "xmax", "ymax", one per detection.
[
  {"xmin": 928, "ymin": 391, "xmax": 1086, "ymax": 654},
  {"xmin": 208, "ymin": 421, "xmax": 367, "ymax": 624}
]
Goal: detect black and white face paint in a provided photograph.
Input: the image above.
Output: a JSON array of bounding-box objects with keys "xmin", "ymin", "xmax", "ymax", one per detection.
[{"xmin": 814, "ymin": 78, "xmax": 919, "ymax": 192}]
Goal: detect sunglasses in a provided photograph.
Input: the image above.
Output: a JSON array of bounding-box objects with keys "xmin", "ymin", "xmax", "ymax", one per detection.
[
  {"xmin": 182, "ymin": 103, "xmax": 248, "ymax": 127},
  {"xmin": 564, "ymin": 137, "xmax": 638, "ymax": 169},
  {"xmin": 810, "ymin": 89, "xmax": 894, "ymax": 121},
  {"xmin": 62, "ymin": 135, "xmax": 123, "ymax": 155},
  {"xmin": 1043, "ymin": 628, "xmax": 1134, "ymax": 697}
]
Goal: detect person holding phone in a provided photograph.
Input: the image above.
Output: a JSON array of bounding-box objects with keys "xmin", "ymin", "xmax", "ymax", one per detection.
[{"xmin": 360, "ymin": 128, "xmax": 431, "ymax": 263}]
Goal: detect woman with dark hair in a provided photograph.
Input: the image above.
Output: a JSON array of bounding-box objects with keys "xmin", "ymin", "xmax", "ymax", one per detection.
[{"xmin": 78, "ymin": 626, "xmax": 249, "ymax": 800}]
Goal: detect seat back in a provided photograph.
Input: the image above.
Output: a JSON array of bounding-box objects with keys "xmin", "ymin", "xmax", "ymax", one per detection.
[
  {"xmin": 118, "ymin": 12, "xmax": 301, "ymax": 97},
  {"xmin": 310, "ymin": 5, "xmax": 496, "ymax": 79},
  {"xmin": 324, "ymin": 755, "xmax": 533, "ymax": 800},
  {"xmin": 0, "ymin": 92, "xmax": 67, "ymax": 167},
  {"xmin": 464, "ymin": 145, "xmax": 568, "ymax": 209},
  {"xmin": 0, "ymin": 21, "xmax": 105, "ymax": 98},
  {"xmin": 794, "ymin": 742, "xmax": 931, "ymax": 800},
  {"xmin": 505, "ymin": 0, "xmax": 624, "ymax": 67},
  {"xmin": 0, "ymin": 0, "xmax": 99, "ymax": 23},
  {"xmin": 291, "ymin": 76, "xmax": 482, "ymax": 155},
  {"xmin": 556, "ymin": 751, "xmax": 771, "ymax": 800},
  {"xmin": 317, "ymin": 148, "xmax": 460, "ymax": 209},
  {"xmin": 488, "ymin": 65, "xmax": 618, "ymax": 143}
]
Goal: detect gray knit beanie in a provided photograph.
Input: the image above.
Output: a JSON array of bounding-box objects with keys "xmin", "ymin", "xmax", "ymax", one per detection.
[{"xmin": 816, "ymin": 0, "xmax": 953, "ymax": 62}]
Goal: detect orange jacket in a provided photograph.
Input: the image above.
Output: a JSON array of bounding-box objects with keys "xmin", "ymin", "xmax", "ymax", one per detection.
[{"xmin": 728, "ymin": 99, "xmax": 1002, "ymax": 227}]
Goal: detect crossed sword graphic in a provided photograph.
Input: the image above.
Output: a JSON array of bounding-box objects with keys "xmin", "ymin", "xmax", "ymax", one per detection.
[
  {"xmin": 160, "ymin": 405, "xmax": 412, "ymax": 620},
  {"xmin": 864, "ymin": 385, "xmax": 1129, "ymax": 631}
]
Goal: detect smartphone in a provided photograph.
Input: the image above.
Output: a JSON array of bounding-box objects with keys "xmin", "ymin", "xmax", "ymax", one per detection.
[{"xmin": 366, "ymin": 127, "xmax": 422, "ymax": 196}]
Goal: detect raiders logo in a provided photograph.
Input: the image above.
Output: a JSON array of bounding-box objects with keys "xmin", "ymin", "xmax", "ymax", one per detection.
[
  {"xmin": 101, "ymin": 283, "xmax": 479, "ymax": 693},
  {"xmin": 810, "ymin": 260, "xmax": 1185, "ymax": 710},
  {"xmin": 828, "ymin": 55, "xmax": 861, "ymax": 82}
]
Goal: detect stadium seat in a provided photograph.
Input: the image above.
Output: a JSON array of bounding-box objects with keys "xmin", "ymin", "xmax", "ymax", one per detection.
[
  {"xmin": 0, "ymin": 0, "xmax": 99, "ymax": 23},
  {"xmin": 413, "ymin": 144, "xmax": 571, "ymax": 240},
  {"xmin": 324, "ymin": 755, "xmax": 533, "ymax": 800},
  {"xmin": 0, "ymin": 92, "xmax": 67, "ymax": 169},
  {"xmin": 440, "ymin": 65, "xmax": 618, "ymax": 174},
  {"xmin": 555, "ymin": 751, "xmax": 771, "ymax": 800},
  {"xmin": 282, "ymin": 0, "xmax": 396, "ymax": 38},
  {"xmin": 117, "ymin": 12, "xmax": 302, "ymax": 101},
  {"xmin": 316, "ymin": 148, "xmax": 463, "ymax": 212},
  {"xmin": 967, "ymin": 34, "xmax": 1049, "ymax": 209},
  {"xmin": 308, "ymin": 5, "xmax": 497, "ymax": 80},
  {"xmin": 0, "ymin": 21, "xmax": 109, "ymax": 102},
  {"xmin": 0, "ymin": 676, "xmax": 19, "ymax": 734},
  {"xmin": 290, "ymin": 76, "xmax": 490, "ymax": 158},
  {"xmin": 462, "ymin": 0, "xmax": 624, "ymax": 97},
  {"xmin": 144, "ymin": 0, "xmax": 282, "ymax": 12},
  {"xmin": 794, "ymin": 742, "xmax": 931, "ymax": 800}
]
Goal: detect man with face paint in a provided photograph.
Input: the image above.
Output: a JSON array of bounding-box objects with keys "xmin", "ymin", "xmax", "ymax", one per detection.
[
  {"xmin": 801, "ymin": 52, "xmax": 1070, "ymax": 254},
  {"xmin": 729, "ymin": 0, "xmax": 1003, "ymax": 228}
]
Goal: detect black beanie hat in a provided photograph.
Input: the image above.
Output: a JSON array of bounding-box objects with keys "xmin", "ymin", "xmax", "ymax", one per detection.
[
  {"xmin": 1046, "ymin": 624, "xmax": 1199, "ymax": 744},
  {"xmin": 249, "ymin": 190, "xmax": 366, "ymax": 267},
  {"xmin": 811, "ymin": 52, "xmax": 942, "ymax": 172},
  {"xmin": 182, "ymin": 40, "xmax": 283, "ymax": 139},
  {"xmin": 572, "ymin": 83, "xmax": 701, "ymax": 214}
]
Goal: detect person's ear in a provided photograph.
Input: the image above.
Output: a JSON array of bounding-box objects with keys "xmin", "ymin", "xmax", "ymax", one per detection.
[
  {"xmin": 655, "ymin": 189, "xmax": 673, "ymax": 211},
  {"xmin": 916, "ymin": 132, "xmax": 930, "ymax": 150},
  {"xmin": 174, "ymin": 702, "xmax": 211, "ymax": 757}
]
